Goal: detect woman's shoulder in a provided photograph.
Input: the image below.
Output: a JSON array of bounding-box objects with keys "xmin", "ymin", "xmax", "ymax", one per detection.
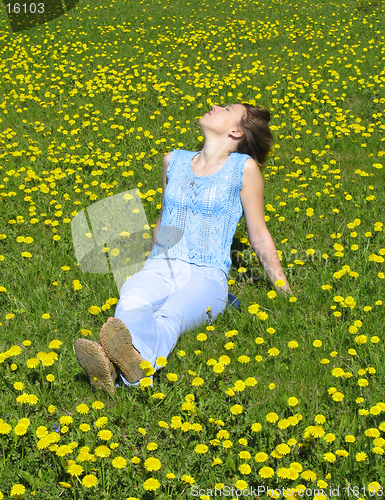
[
  {"xmin": 165, "ymin": 149, "xmax": 191, "ymax": 176},
  {"xmin": 232, "ymin": 151, "xmax": 254, "ymax": 166},
  {"xmin": 168, "ymin": 148, "xmax": 194, "ymax": 157},
  {"xmin": 233, "ymin": 151, "xmax": 253, "ymax": 160}
]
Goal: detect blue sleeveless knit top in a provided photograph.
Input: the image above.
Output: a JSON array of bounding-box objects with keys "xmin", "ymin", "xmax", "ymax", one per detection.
[{"xmin": 147, "ymin": 148, "xmax": 253, "ymax": 279}]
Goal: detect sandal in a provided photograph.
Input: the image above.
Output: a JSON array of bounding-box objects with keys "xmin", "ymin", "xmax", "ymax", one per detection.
[
  {"xmin": 99, "ymin": 318, "xmax": 145, "ymax": 384},
  {"xmin": 74, "ymin": 338, "xmax": 117, "ymax": 395}
]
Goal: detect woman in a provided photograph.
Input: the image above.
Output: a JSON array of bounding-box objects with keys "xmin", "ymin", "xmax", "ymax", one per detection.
[{"xmin": 74, "ymin": 103, "xmax": 293, "ymax": 395}]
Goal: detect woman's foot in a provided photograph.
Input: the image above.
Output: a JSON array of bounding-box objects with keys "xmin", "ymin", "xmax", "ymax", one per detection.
[
  {"xmin": 99, "ymin": 318, "xmax": 145, "ymax": 384},
  {"xmin": 74, "ymin": 338, "xmax": 117, "ymax": 396}
]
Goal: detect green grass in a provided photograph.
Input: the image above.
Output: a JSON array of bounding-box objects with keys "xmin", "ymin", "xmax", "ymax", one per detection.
[{"xmin": 0, "ymin": 0, "xmax": 385, "ymax": 498}]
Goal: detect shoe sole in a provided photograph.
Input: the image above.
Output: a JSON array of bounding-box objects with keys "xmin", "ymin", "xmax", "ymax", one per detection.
[
  {"xmin": 99, "ymin": 318, "xmax": 145, "ymax": 384},
  {"xmin": 74, "ymin": 338, "xmax": 116, "ymax": 396}
]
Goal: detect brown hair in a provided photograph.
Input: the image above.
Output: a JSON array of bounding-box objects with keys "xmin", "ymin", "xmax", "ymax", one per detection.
[{"xmin": 236, "ymin": 103, "xmax": 275, "ymax": 173}]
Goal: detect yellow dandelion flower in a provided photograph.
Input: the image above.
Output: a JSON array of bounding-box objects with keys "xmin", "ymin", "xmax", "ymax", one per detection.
[
  {"xmin": 170, "ymin": 417, "xmax": 182, "ymax": 429},
  {"xmin": 248, "ymin": 304, "xmax": 260, "ymax": 314},
  {"xmin": 0, "ymin": 422, "xmax": 12, "ymax": 435},
  {"xmin": 49, "ymin": 340, "xmax": 62, "ymax": 349},
  {"xmin": 332, "ymin": 391, "xmax": 344, "ymax": 401},
  {"xmin": 26, "ymin": 358, "xmax": 40, "ymax": 368},
  {"xmin": 14, "ymin": 424, "xmax": 28, "ymax": 436},
  {"xmin": 191, "ymin": 377, "xmax": 204, "ymax": 386},
  {"xmin": 181, "ymin": 475, "xmax": 195, "ymax": 485},
  {"xmin": 217, "ymin": 430, "xmax": 229, "ymax": 440},
  {"xmin": 323, "ymin": 452, "xmax": 336, "ymax": 463},
  {"xmin": 245, "ymin": 377, "xmax": 257, "ymax": 386},
  {"xmin": 251, "ymin": 422, "xmax": 262, "ymax": 432},
  {"xmin": 82, "ymin": 474, "xmax": 98, "ymax": 488},
  {"xmin": 140, "ymin": 377, "xmax": 153, "ymax": 389},
  {"xmin": 255, "ymin": 452, "xmax": 269, "ymax": 463},
  {"xmin": 355, "ymin": 452, "xmax": 368, "ymax": 462},
  {"xmin": 276, "ymin": 443, "xmax": 291, "ymax": 455},
  {"xmin": 94, "ymin": 445, "xmax": 110, "ymax": 458},
  {"xmin": 144, "ymin": 457, "xmax": 161, "ymax": 471},
  {"xmin": 98, "ymin": 429, "xmax": 112, "ymax": 441},
  {"xmin": 213, "ymin": 362, "xmax": 225, "ymax": 373},
  {"xmin": 143, "ymin": 478, "xmax": 161, "ymax": 491},
  {"xmin": 324, "ymin": 433, "xmax": 336, "ymax": 443},
  {"xmin": 155, "ymin": 356, "xmax": 167, "ymax": 367},
  {"xmin": 266, "ymin": 412, "xmax": 279, "ymax": 423},
  {"xmin": 10, "ymin": 484, "xmax": 26, "ymax": 497},
  {"xmin": 59, "ymin": 416, "xmax": 73, "ymax": 426},
  {"xmin": 151, "ymin": 392, "xmax": 165, "ymax": 400},
  {"xmin": 290, "ymin": 462, "xmax": 303, "ymax": 472},
  {"xmin": 16, "ymin": 393, "xmax": 29, "ymax": 404},
  {"xmin": 230, "ymin": 404, "xmax": 243, "ymax": 415},
  {"xmin": 35, "ymin": 426, "xmax": 48, "ymax": 438},
  {"xmin": 301, "ymin": 470, "xmax": 317, "ymax": 481},
  {"xmin": 56, "ymin": 445, "xmax": 73, "ymax": 457},
  {"xmin": 26, "ymin": 393, "xmax": 38, "ymax": 405},
  {"xmin": 314, "ymin": 414, "xmax": 326, "ymax": 424},
  {"xmin": 95, "ymin": 417, "xmax": 108, "ymax": 428},
  {"xmin": 195, "ymin": 444, "xmax": 209, "ymax": 454},
  {"xmin": 368, "ymin": 483, "xmax": 382, "ymax": 494},
  {"xmin": 67, "ymin": 463, "xmax": 84, "ymax": 477},
  {"xmin": 58, "ymin": 482, "xmax": 72, "ymax": 488},
  {"xmin": 92, "ymin": 401, "xmax": 105, "ymax": 410},
  {"xmin": 278, "ymin": 419, "xmax": 290, "ymax": 430},
  {"xmin": 76, "ymin": 404, "xmax": 89, "ymax": 414},
  {"xmin": 238, "ymin": 355, "xmax": 250, "ymax": 363},
  {"xmin": 233, "ymin": 380, "xmax": 246, "ymax": 391},
  {"xmin": 259, "ymin": 466, "xmax": 274, "ymax": 478}
]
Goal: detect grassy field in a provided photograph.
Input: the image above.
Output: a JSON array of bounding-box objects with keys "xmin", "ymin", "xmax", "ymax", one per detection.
[{"xmin": 0, "ymin": 0, "xmax": 385, "ymax": 497}]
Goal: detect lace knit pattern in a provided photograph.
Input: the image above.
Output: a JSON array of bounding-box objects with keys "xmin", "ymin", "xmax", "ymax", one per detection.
[{"xmin": 147, "ymin": 149, "xmax": 253, "ymax": 278}]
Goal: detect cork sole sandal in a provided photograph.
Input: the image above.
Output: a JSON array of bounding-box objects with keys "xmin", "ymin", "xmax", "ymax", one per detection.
[
  {"xmin": 74, "ymin": 338, "xmax": 116, "ymax": 396},
  {"xmin": 99, "ymin": 318, "xmax": 145, "ymax": 384}
]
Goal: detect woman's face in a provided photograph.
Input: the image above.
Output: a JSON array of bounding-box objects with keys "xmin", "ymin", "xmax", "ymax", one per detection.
[{"xmin": 199, "ymin": 103, "xmax": 246, "ymax": 136}]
